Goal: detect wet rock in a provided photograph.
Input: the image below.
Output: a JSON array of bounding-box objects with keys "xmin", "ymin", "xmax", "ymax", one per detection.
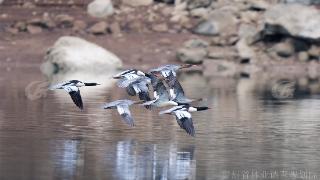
[
  {"xmin": 193, "ymin": 10, "xmax": 238, "ymax": 36},
  {"xmin": 73, "ymin": 20, "xmax": 87, "ymax": 32},
  {"xmin": 88, "ymin": 21, "xmax": 108, "ymax": 34},
  {"xmin": 177, "ymin": 48, "xmax": 207, "ymax": 63},
  {"xmin": 236, "ymin": 39, "xmax": 255, "ymax": 60},
  {"xmin": 122, "ymin": 0, "xmax": 153, "ymax": 6},
  {"xmin": 152, "ymin": 23, "xmax": 169, "ymax": 32},
  {"xmin": 41, "ymin": 36, "xmax": 122, "ymax": 77},
  {"xmin": 183, "ymin": 38, "xmax": 209, "ymax": 48},
  {"xmin": 87, "ymin": 0, "xmax": 114, "ymax": 18},
  {"xmin": 297, "ymin": 51, "xmax": 309, "ymax": 62},
  {"xmin": 273, "ymin": 41, "xmax": 294, "ymax": 57},
  {"xmin": 27, "ymin": 25, "xmax": 42, "ymax": 34},
  {"xmin": 264, "ymin": 4, "xmax": 320, "ymax": 41},
  {"xmin": 186, "ymin": 0, "xmax": 213, "ymax": 10},
  {"xmin": 55, "ymin": 14, "xmax": 74, "ymax": 28},
  {"xmin": 282, "ymin": 0, "xmax": 320, "ymax": 5}
]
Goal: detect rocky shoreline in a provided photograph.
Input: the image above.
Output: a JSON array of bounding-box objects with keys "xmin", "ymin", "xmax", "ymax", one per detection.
[{"xmin": 1, "ymin": 0, "xmax": 320, "ymax": 79}]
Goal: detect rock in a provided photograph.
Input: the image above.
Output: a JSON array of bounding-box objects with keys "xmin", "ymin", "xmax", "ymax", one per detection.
[
  {"xmin": 87, "ymin": 0, "xmax": 114, "ymax": 18},
  {"xmin": 55, "ymin": 14, "xmax": 74, "ymax": 28},
  {"xmin": 273, "ymin": 41, "xmax": 294, "ymax": 57},
  {"xmin": 297, "ymin": 51, "xmax": 309, "ymax": 62},
  {"xmin": 183, "ymin": 38, "xmax": 209, "ymax": 48},
  {"xmin": 207, "ymin": 47, "xmax": 238, "ymax": 60},
  {"xmin": 308, "ymin": 45, "xmax": 320, "ymax": 59},
  {"xmin": 152, "ymin": 23, "xmax": 169, "ymax": 32},
  {"xmin": 190, "ymin": 8, "xmax": 208, "ymax": 18},
  {"xmin": 14, "ymin": 21, "xmax": 27, "ymax": 32},
  {"xmin": 5, "ymin": 27, "xmax": 18, "ymax": 35},
  {"xmin": 247, "ymin": 0, "xmax": 271, "ymax": 11},
  {"xmin": 73, "ymin": 20, "xmax": 87, "ymax": 32},
  {"xmin": 282, "ymin": 0, "xmax": 320, "ymax": 5},
  {"xmin": 122, "ymin": 0, "xmax": 153, "ymax": 6},
  {"xmin": 27, "ymin": 25, "xmax": 42, "ymax": 34},
  {"xmin": 186, "ymin": 0, "xmax": 213, "ymax": 10},
  {"xmin": 236, "ymin": 39, "xmax": 255, "ymax": 60},
  {"xmin": 41, "ymin": 36, "xmax": 122, "ymax": 77},
  {"xmin": 155, "ymin": 0, "xmax": 174, "ymax": 4},
  {"xmin": 0, "ymin": 0, "xmax": 3, "ymax": 5},
  {"xmin": 238, "ymin": 24, "xmax": 259, "ymax": 44},
  {"xmin": 109, "ymin": 22, "xmax": 121, "ymax": 35},
  {"xmin": 193, "ymin": 10, "xmax": 238, "ymax": 36},
  {"xmin": 177, "ymin": 48, "xmax": 207, "ymax": 63},
  {"xmin": 88, "ymin": 21, "xmax": 108, "ymax": 34},
  {"xmin": 264, "ymin": 4, "xmax": 320, "ymax": 41}
]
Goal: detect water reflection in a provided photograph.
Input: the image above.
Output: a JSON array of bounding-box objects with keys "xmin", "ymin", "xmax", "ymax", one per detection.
[
  {"xmin": 1, "ymin": 67, "xmax": 320, "ymax": 179},
  {"xmin": 115, "ymin": 140, "xmax": 196, "ymax": 180}
]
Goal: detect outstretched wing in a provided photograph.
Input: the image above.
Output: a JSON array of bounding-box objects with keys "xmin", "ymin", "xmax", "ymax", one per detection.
[
  {"xmin": 174, "ymin": 110, "xmax": 195, "ymax": 137},
  {"xmin": 63, "ymin": 85, "xmax": 83, "ymax": 110},
  {"xmin": 116, "ymin": 105, "xmax": 134, "ymax": 126},
  {"xmin": 166, "ymin": 72, "xmax": 185, "ymax": 100}
]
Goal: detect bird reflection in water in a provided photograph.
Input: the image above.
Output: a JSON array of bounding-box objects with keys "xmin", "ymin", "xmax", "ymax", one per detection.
[
  {"xmin": 52, "ymin": 139, "xmax": 83, "ymax": 179},
  {"xmin": 115, "ymin": 140, "xmax": 196, "ymax": 179}
]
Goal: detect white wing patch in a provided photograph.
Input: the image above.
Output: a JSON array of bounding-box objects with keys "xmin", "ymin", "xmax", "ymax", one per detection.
[
  {"xmin": 63, "ymin": 85, "xmax": 78, "ymax": 93},
  {"xmin": 175, "ymin": 110, "xmax": 191, "ymax": 119},
  {"xmin": 133, "ymin": 84, "xmax": 141, "ymax": 93},
  {"xmin": 116, "ymin": 106, "xmax": 125, "ymax": 115},
  {"xmin": 125, "ymin": 73, "xmax": 139, "ymax": 80},
  {"xmin": 169, "ymin": 89, "xmax": 176, "ymax": 99},
  {"xmin": 154, "ymin": 91, "xmax": 159, "ymax": 100}
]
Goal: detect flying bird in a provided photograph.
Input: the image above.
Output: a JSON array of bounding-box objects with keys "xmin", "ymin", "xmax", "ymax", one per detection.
[
  {"xmin": 49, "ymin": 80, "xmax": 100, "ymax": 110},
  {"xmin": 113, "ymin": 69, "xmax": 146, "ymax": 96},
  {"xmin": 149, "ymin": 64, "xmax": 197, "ymax": 78},
  {"xmin": 142, "ymin": 73, "xmax": 178, "ymax": 108},
  {"xmin": 159, "ymin": 104, "xmax": 209, "ymax": 136},
  {"xmin": 103, "ymin": 99, "xmax": 143, "ymax": 126},
  {"xmin": 165, "ymin": 72, "xmax": 202, "ymax": 104}
]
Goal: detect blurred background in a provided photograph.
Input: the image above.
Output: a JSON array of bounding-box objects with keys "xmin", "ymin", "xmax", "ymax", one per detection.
[{"xmin": 0, "ymin": 0, "xmax": 320, "ymax": 179}]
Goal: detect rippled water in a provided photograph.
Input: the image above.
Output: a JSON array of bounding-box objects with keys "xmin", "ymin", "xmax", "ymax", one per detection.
[{"xmin": 1, "ymin": 68, "xmax": 320, "ymax": 180}]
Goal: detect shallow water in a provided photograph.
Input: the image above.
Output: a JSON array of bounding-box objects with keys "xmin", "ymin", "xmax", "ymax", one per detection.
[{"xmin": 1, "ymin": 68, "xmax": 320, "ymax": 180}]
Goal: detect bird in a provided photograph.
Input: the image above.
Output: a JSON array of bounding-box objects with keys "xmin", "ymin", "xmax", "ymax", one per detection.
[
  {"xmin": 165, "ymin": 72, "xmax": 202, "ymax": 104},
  {"xmin": 116, "ymin": 74, "xmax": 152, "ymax": 104},
  {"xmin": 103, "ymin": 99, "xmax": 143, "ymax": 126},
  {"xmin": 49, "ymin": 80, "xmax": 100, "ymax": 110},
  {"xmin": 113, "ymin": 69, "xmax": 149, "ymax": 96},
  {"xmin": 149, "ymin": 64, "xmax": 197, "ymax": 78},
  {"xmin": 142, "ymin": 72, "xmax": 178, "ymax": 108},
  {"xmin": 159, "ymin": 104, "xmax": 209, "ymax": 136}
]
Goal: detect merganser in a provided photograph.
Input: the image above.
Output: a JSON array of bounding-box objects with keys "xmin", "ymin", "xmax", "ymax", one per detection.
[
  {"xmin": 113, "ymin": 69, "xmax": 146, "ymax": 96},
  {"xmin": 103, "ymin": 99, "xmax": 143, "ymax": 126},
  {"xmin": 149, "ymin": 64, "xmax": 197, "ymax": 78},
  {"xmin": 165, "ymin": 72, "xmax": 202, "ymax": 104},
  {"xmin": 142, "ymin": 73, "xmax": 178, "ymax": 108},
  {"xmin": 49, "ymin": 80, "xmax": 100, "ymax": 110},
  {"xmin": 117, "ymin": 76, "xmax": 152, "ymax": 107},
  {"xmin": 159, "ymin": 104, "xmax": 209, "ymax": 136}
]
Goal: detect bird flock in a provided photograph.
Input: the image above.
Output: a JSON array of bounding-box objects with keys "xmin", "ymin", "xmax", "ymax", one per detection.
[{"xmin": 50, "ymin": 64, "xmax": 210, "ymax": 137}]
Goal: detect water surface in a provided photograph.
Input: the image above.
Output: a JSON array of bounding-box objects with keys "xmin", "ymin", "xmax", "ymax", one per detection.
[{"xmin": 0, "ymin": 68, "xmax": 320, "ymax": 180}]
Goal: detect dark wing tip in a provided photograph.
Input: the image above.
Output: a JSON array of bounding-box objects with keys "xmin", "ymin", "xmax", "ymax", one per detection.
[
  {"xmin": 178, "ymin": 117, "xmax": 195, "ymax": 137},
  {"xmin": 69, "ymin": 91, "xmax": 83, "ymax": 110},
  {"xmin": 120, "ymin": 113, "xmax": 135, "ymax": 127}
]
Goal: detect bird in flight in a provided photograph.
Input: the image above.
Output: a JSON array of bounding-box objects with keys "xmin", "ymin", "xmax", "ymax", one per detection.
[{"xmin": 49, "ymin": 80, "xmax": 100, "ymax": 110}]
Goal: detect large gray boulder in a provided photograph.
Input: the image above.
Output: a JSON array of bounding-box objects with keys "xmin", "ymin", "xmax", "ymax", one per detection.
[
  {"xmin": 193, "ymin": 10, "xmax": 238, "ymax": 36},
  {"xmin": 264, "ymin": 4, "xmax": 320, "ymax": 41},
  {"xmin": 87, "ymin": 0, "xmax": 114, "ymax": 18},
  {"xmin": 41, "ymin": 36, "xmax": 122, "ymax": 77}
]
